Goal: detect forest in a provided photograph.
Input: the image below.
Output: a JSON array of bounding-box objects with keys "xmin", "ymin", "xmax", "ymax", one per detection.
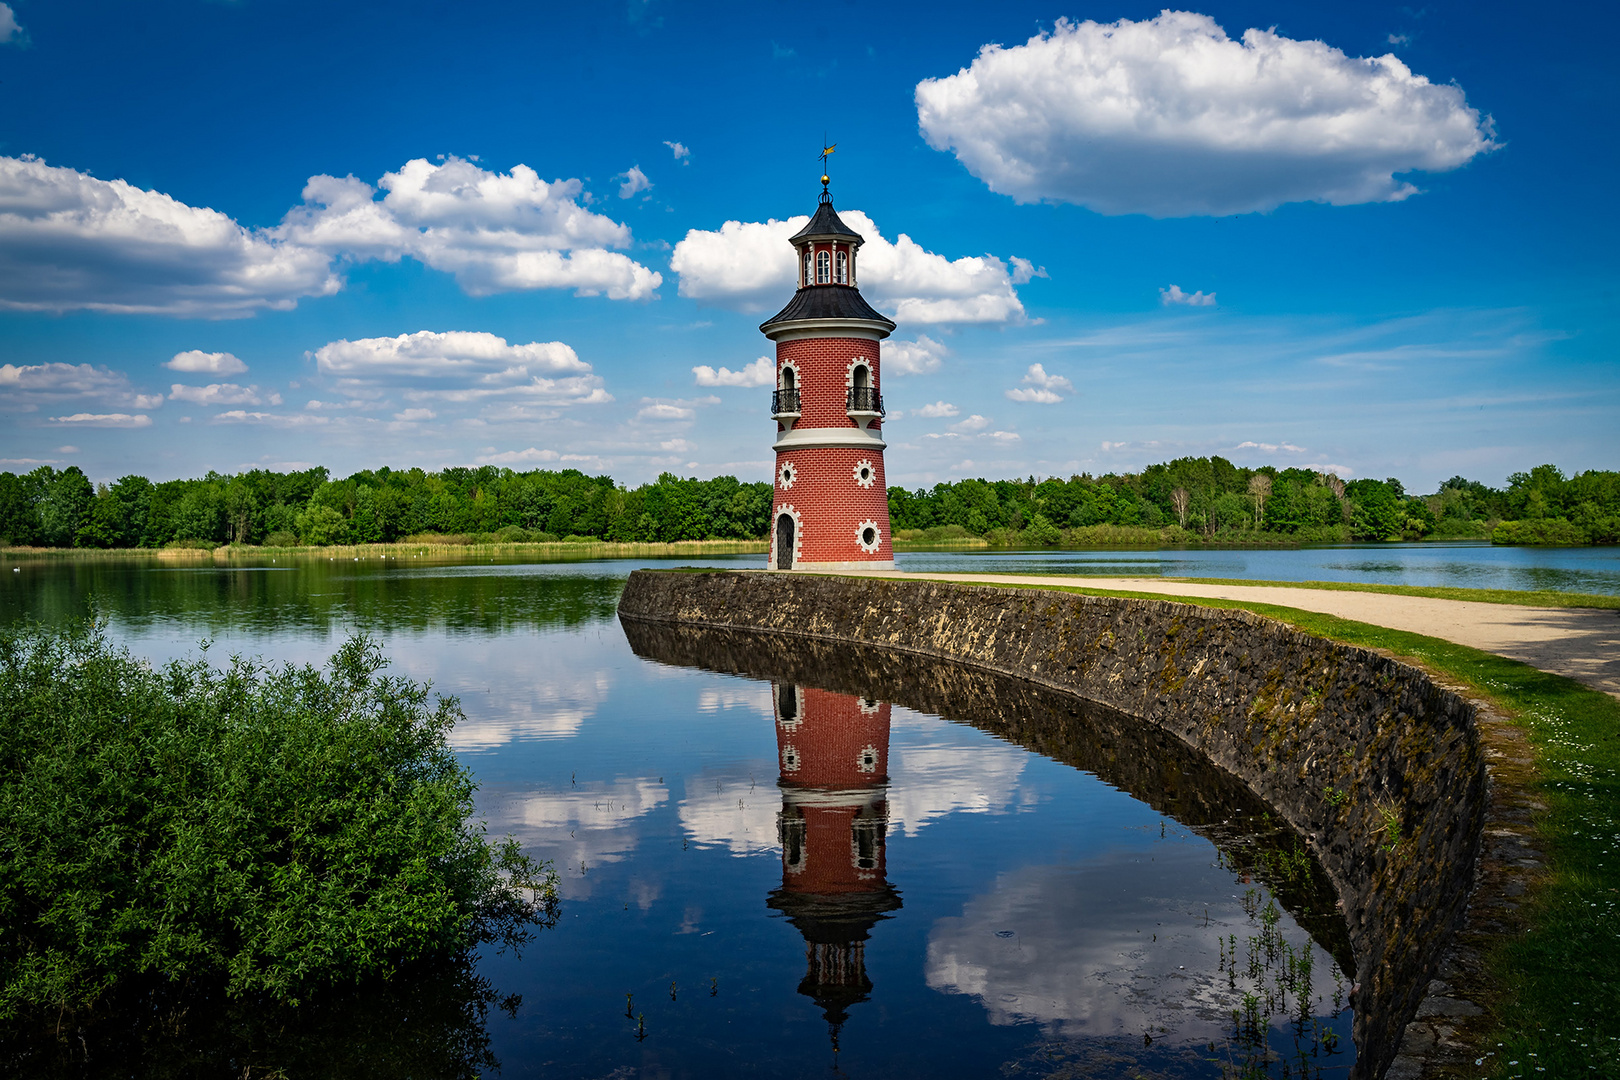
[{"xmin": 0, "ymin": 458, "xmax": 1615, "ymax": 549}]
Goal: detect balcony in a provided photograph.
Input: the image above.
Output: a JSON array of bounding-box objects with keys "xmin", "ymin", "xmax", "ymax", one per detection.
[
  {"xmin": 771, "ymin": 388, "xmax": 802, "ymax": 419},
  {"xmin": 846, "ymin": 386, "xmax": 884, "ymax": 425}
]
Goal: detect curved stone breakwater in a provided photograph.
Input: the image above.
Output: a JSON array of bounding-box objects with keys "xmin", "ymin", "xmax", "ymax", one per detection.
[{"xmin": 617, "ymin": 569, "xmax": 1503, "ymax": 1080}]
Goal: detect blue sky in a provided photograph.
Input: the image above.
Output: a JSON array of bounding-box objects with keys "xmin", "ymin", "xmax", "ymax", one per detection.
[{"xmin": 1, "ymin": 0, "xmax": 1614, "ymax": 490}]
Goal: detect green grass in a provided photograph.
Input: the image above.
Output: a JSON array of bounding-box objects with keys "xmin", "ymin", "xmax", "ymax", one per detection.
[
  {"xmin": 915, "ymin": 569, "xmax": 1620, "ymax": 610},
  {"xmin": 1154, "ymin": 577, "xmax": 1620, "ymax": 611},
  {"xmin": 955, "ymin": 577, "xmax": 1620, "ymax": 1078}
]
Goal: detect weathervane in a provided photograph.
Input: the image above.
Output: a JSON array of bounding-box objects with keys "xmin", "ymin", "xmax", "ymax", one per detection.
[{"xmin": 819, "ymin": 139, "xmax": 835, "ymax": 200}]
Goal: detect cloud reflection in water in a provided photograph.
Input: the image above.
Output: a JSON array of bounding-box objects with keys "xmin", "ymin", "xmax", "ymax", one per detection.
[{"xmin": 926, "ymin": 847, "xmax": 1339, "ymax": 1045}]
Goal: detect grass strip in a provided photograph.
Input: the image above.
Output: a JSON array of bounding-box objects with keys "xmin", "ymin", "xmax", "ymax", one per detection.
[
  {"xmin": 969, "ymin": 577, "xmax": 1620, "ymax": 1079},
  {"xmin": 1157, "ymin": 576, "xmax": 1620, "ymax": 611},
  {"xmin": 1, "ymin": 539, "xmax": 767, "ymax": 562},
  {"xmin": 913, "ymin": 570, "xmax": 1620, "ymax": 610}
]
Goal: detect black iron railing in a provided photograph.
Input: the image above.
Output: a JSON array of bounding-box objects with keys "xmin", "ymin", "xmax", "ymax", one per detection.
[
  {"xmin": 771, "ymin": 388, "xmax": 802, "ymax": 416},
  {"xmin": 846, "ymin": 387, "xmax": 884, "ymax": 415}
]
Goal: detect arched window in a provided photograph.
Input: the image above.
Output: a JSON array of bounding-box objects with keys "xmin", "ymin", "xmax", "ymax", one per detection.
[
  {"xmin": 780, "ymin": 366, "xmax": 795, "ymax": 390},
  {"xmin": 802, "ymin": 251, "xmax": 812, "ymax": 287},
  {"xmin": 836, "ymin": 250, "xmax": 848, "ymax": 284},
  {"xmin": 852, "ymin": 364, "xmax": 870, "ymax": 388},
  {"xmin": 815, "ymin": 250, "xmax": 830, "ymax": 284}
]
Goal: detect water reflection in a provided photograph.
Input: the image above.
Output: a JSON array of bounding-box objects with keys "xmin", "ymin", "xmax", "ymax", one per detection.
[
  {"xmin": 0, "ymin": 553, "xmax": 758, "ymax": 634},
  {"xmin": 623, "ymin": 618, "xmax": 1357, "ymax": 1077},
  {"xmin": 767, "ymin": 684, "xmax": 902, "ymax": 1046}
]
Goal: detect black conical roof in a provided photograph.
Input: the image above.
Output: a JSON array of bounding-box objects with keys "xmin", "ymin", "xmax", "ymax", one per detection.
[
  {"xmin": 789, "ymin": 198, "xmax": 863, "ymax": 245},
  {"xmin": 759, "ymin": 285, "xmax": 896, "ymax": 334}
]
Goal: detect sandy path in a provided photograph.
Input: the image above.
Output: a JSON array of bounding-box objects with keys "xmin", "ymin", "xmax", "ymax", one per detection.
[{"xmin": 807, "ymin": 570, "xmax": 1620, "ymax": 699}]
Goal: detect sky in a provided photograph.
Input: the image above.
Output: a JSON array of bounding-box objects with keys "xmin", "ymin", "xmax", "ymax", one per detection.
[{"xmin": 1, "ymin": 0, "xmax": 1615, "ymax": 492}]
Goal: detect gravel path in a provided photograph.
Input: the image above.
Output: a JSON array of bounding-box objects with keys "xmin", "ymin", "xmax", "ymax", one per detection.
[{"xmin": 821, "ymin": 570, "xmax": 1620, "ymax": 699}]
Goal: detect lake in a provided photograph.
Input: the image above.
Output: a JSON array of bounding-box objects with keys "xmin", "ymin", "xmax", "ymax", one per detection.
[{"xmin": 7, "ymin": 542, "xmax": 1602, "ymax": 1076}]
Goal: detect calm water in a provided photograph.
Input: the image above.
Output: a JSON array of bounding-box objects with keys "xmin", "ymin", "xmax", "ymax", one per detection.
[
  {"xmin": 1, "ymin": 554, "xmax": 1373, "ymax": 1078},
  {"xmin": 896, "ymin": 541, "xmax": 1620, "ymax": 595}
]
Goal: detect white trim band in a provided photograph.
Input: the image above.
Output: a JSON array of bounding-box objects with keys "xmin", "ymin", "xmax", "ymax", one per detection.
[
  {"xmin": 773, "ymin": 427, "xmax": 887, "ymax": 452},
  {"xmin": 764, "ymin": 319, "xmax": 892, "ymax": 342}
]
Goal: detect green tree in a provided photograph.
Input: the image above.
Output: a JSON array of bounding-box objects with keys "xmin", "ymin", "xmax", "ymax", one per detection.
[
  {"xmin": 75, "ymin": 485, "xmax": 126, "ymax": 548},
  {"xmin": 0, "ymin": 472, "xmax": 38, "ymax": 546},
  {"xmin": 1346, "ymin": 479, "xmax": 1405, "ymax": 541},
  {"xmin": 34, "ymin": 466, "xmax": 95, "ymax": 547},
  {"xmin": 299, "ymin": 504, "xmax": 351, "ymax": 546},
  {"xmin": 172, "ymin": 483, "xmax": 224, "ymax": 543}
]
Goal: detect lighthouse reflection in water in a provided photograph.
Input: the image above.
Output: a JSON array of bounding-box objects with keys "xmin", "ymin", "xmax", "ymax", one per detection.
[{"xmin": 768, "ymin": 682, "xmax": 900, "ymax": 1046}]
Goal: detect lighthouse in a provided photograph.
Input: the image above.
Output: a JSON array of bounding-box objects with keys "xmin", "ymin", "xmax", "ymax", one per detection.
[{"xmin": 762, "ymin": 172, "xmax": 896, "ymax": 571}]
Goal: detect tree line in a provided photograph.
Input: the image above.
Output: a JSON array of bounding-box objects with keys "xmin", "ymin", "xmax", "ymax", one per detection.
[
  {"xmin": 891, "ymin": 459, "xmax": 1619, "ymax": 545},
  {"xmin": 0, "ymin": 458, "xmax": 1615, "ymax": 549},
  {"xmin": 0, "ymin": 466, "xmax": 773, "ymax": 548}
]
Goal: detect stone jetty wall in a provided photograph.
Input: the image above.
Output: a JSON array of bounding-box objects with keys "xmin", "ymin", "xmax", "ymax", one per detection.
[{"xmin": 617, "ymin": 570, "xmax": 1490, "ymax": 1080}]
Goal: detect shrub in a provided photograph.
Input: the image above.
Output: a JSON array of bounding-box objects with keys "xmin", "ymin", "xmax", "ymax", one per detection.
[
  {"xmin": 1022, "ymin": 514, "xmax": 1062, "ymax": 546},
  {"xmin": 1492, "ymin": 518, "xmax": 1589, "ymax": 546},
  {"xmin": 264, "ymin": 530, "xmax": 299, "ymax": 548},
  {"xmin": 0, "ymin": 624, "xmax": 555, "ymax": 1019}
]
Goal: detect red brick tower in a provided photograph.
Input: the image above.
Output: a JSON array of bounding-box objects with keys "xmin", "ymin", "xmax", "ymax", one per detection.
[
  {"xmin": 767, "ymin": 682, "xmax": 900, "ymax": 1046},
  {"xmin": 762, "ymin": 173, "xmax": 897, "ymax": 571}
]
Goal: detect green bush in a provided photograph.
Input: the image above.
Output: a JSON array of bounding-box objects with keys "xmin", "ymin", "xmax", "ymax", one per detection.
[
  {"xmin": 1021, "ymin": 514, "xmax": 1062, "ymax": 546},
  {"xmin": 1492, "ymin": 518, "xmax": 1589, "ymax": 546},
  {"xmin": 0, "ymin": 624, "xmax": 555, "ymax": 1019},
  {"xmin": 263, "ymin": 529, "xmax": 299, "ymax": 548}
]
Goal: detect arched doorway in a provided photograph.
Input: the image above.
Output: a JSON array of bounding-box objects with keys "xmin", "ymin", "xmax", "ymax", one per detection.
[{"xmin": 776, "ymin": 512, "xmax": 795, "ymax": 570}]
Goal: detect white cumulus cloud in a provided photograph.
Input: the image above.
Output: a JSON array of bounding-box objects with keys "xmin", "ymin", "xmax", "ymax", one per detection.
[
  {"xmin": 915, "ymin": 400, "xmax": 960, "ymax": 419},
  {"xmin": 885, "ymin": 335, "xmax": 949, "ymax": 376},
  {"xmin": 915, "ymin": 11, "xmax": 1498, "ymax": 217},
  {"xmin": 50, "ymin": 412, "xmax": 152, "ymax": 428},
  {"xmin": 1005, "ymin": 388, "xmax": 1062, "ymax": 404},
  {"xmin": 168, "ymin": 383, "xmax": 276, "ymax": 407},
  {"xmin": 475, "ymin": 446, "xmax": 561, "ymax": 466},
  {"xmin": 952, "ymin": 413, "xmax": 991, "ymax": 432},
  {"xmin": 664, "ymin": 141, "xmax": 691, "ymax": 162},
  {"xmin": 1234, "ymin": 440, "xmax": 1306, "ymax": 454},
  {"xmin": 1162, "ymin": 284, "xmax": 1216, "ymax": 307},
  {"xmin": 0, "ymin": 155, "xmax": 339, "ymax": 316},
  {"xmin": 0, "ymin": 4, "xmax": 24, "ymax": 44},
  {"xmin": 637, "ymin": 402, "xmax": 695, "ymax": 421},
  {"xmin": 1006, "ymin": 363, "xmax": 1072, "ymax": 403},
  {"xmin": 0, "ymin": 361, "xmax": 159, "ymax": 413},
  {"xmin": 311, "ymin": 330, "xmax": 608, "ymax": 408},
  {"xmin": 670, "ymin": 209, "xmax": 1027, "ymax": 323},
  {"xmin": 166, "ymin": 349, "xmax": 248, "ymax": 374},
  {"xmin": 276, "ymin": 156, "xmax": 662, "ymax": 300},
  {"xmin": 617, "ymin": 166, "xmax": 651, "ymax": 199},
  {"xmin": 692, "ymin": 356, "xmax": 773, "ymax": 387}
]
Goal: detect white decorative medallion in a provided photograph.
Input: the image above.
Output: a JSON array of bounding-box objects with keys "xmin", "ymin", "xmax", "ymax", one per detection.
[
  {"xmin": 853, "ymin": 459, "xmax": 875, "ymax": 488},
  {"xmin": 855, "ymin": 519, "xmax": 882, "ymax": 554}
]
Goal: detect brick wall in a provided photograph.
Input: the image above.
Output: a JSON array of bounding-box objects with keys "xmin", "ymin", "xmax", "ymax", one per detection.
[
  {"xmin": 777, "ymin": 337, "xmax": 882, "ymax": 432},
  {"xmin": 773, "ymin": 447, "xmax": 891, "ymax": 564}
]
